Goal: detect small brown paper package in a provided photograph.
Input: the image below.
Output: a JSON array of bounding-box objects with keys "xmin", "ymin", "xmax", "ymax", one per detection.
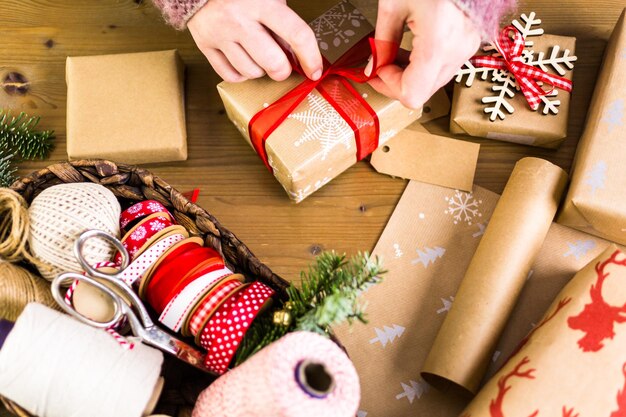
[
  {"xmin": 66, "ymin": 50, "xmax": 187, "ymax": 164},
  {"xmin": 334, "ymin": 178, "xmax": 614, "ymax": 417},
  {"xmin": 217, "ymin": 1, "xmax": 420, "ymax": 202},
  {"xmin": 450, "ymin": 13, "xmax": 576, "ymax": 149},
  {"xmin": 462, "ymin": 245, "xmax": 626, "ymax": 417},
  {"xmin": 557, "ymin": 9, "xmax": 626, "ymax": 244}
]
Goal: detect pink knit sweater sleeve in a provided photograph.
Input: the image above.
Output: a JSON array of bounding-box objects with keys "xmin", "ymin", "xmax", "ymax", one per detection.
[{"xmin": 152, "ymin": 0, "xmax": 516, "ymax": 37}]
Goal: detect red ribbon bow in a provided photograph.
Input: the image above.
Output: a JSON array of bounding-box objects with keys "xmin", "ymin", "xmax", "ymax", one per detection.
[
  {"xmin": 470, "ymin": 26, "xmax": 573, "ymax": 111},
  {"xmin": 248, "ymin": 35, "xmax": 398, "ymax": 171}
]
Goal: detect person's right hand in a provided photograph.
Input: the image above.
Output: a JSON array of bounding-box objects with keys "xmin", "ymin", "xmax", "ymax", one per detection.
[{"xmin": 188, "ymin": 0, "xmax": 323, "ymax": 83}]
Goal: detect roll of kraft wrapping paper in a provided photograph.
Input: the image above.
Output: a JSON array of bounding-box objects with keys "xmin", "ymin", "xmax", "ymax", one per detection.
[
  {"xmin": 422, "ymin": 157, "xmax": 568, "ymax": 394},
  {"xmin": 192, "ymin": 331, "xmax": 360, "ymax": 417},
  {"xmin": 0, "ymin": 303, "xmax": 164, "ymax": 417}
]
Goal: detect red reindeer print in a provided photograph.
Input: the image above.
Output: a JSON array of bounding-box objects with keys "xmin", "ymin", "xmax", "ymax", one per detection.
[
  {"xmin": 562, "ymin": 407, "xmax": 578, "ymax": 417},
  {"xmin": 568, "ymin": 250, "xmax": 626, "ymax": 352},
  {"xmin": 610, "ymin": 363, "xmax": 626, "ymax": 417},
  {"xmin": 489, "ymin": 356, "xmax": 538, "ymax": 417}
]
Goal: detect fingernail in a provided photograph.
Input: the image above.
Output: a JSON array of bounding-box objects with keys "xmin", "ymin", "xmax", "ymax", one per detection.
[
  {"xmin": 364, "ymin": 56, "xmax": 373, "ymax": 77},
  {"xmin": 311, "ymin": 69, "xmax": 322, "ymax": 81}
]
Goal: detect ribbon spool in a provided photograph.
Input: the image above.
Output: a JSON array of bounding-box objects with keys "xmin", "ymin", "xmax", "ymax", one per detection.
[
  {"xmin": 192, "ymin": 331, "xmax": 360, "ymax": 417},
  {"xmin": 0, "ymin": 303, "xmax": 164, "ymax": 417}
]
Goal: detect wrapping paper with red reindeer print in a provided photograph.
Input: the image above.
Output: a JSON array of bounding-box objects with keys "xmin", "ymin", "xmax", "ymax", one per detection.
[
  {"xmin": 462, "ymin": 245, "xmax": 626, "ymax": 417},
  {"xmin": 334, "ymin": 178, "xmax": 618, "ymax": 417}
]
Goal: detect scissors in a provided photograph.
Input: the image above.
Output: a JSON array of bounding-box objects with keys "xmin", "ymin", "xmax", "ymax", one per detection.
[{"xmin": 51, "ymin": 229, "xmax": 215, "ymax": 375}]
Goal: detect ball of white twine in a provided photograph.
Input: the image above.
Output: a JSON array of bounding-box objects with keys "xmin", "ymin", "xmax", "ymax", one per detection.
[{"xmin": 28, "ymin": 183, "xmax": 121, "ymax": 280}]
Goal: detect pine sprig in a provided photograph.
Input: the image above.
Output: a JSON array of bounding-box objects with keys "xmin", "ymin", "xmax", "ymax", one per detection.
[
  {"xmin": 0, "ymin": 110, "xmax": 55, "ymax": 187},
  {"xmin": 233, "ymin": 251, "xmax": 384, "ymax": 365}
]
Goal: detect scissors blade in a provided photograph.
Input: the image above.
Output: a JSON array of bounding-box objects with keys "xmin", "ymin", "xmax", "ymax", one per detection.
[{"xmin": 142, "ymin": 326, "xmax": 216, "ymax": 374}]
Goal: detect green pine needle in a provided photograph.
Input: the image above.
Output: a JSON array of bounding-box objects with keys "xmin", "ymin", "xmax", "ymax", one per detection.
[
  {"xmin": 0, "ymin": 109, "xmax": 55, "ymax": 186},
  {"xmin": 233, "ymin": 251, "xmax": 385, "ymax": 366}
]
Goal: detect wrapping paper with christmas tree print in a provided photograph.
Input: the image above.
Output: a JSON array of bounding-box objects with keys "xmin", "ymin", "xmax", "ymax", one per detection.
[
  {"xmin": 217, "ymin": 1, "xmax": 421, "ymax": 203},
  {"xmin": 462, "ymin": 244, "xmax": 626, "ymax": 417},
  {"xmin": 334, "ymin": 179, "xmax": 615, "ymax": 417},
  {"xmin": 422, "ymin": 158, "xmax": 568, "ymax": 394},
  {"xmin": 450, "ymin": 13, "xmax": 576, "ymax": 149},
  {"xmin": 557, "ymin": 9, "xmax": 626, "ymax": 245}
]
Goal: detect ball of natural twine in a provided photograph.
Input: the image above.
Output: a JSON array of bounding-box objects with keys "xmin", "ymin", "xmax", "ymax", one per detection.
[
  {"xmin": 0, "ymin": 188, "xmax": 41, "ymax": 266},
  {"xmin": 0, "ymin": 261, "xmax": 60, "ymax": 321},
  {"xmin": 28, "ymin": 183, "xmax": 121, "ymax": 280}
]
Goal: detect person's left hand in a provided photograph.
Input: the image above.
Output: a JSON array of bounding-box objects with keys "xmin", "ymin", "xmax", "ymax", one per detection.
[{"xmin": 367, "ymin": 0, "xmax": 482, "ymax": 109}]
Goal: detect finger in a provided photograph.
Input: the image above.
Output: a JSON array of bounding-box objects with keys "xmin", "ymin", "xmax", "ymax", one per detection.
[
  {"xmin": 374, "ymin": 2, "xmax": 407, "ymax": 43},
  {"xmin": 221, "ymin": 42, "xmax": 265, "ymax": 79},
  {"xmin": 260, "ymin": 3, "xmax": 323, "ymax": 80},
  {"xmin": 240, "ymin": 24, "xmax": 292, "ymax": 81},
  {"xmin": 367, "ymin": 75, "xmax": 399, "ymax": 99},
  {"xmin": 373, "ymin": 64, "xmax": 404, "ymax": 100},
  {"xmin": 203, "ymin": 48, "xmax": 245, "ymax": 82},
  {"xmin": 398, "ymin": 53, "xmax": 441, "ymax": 109}
]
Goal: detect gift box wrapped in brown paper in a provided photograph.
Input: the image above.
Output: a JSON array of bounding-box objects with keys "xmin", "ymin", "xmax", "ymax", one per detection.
[
  {"xmin": 462, "ymin": 245, "xmax": 626, "ymax": 417},
  {"xmin": 217, "ymin": 0, "xmax": 420, "ymax": 202},
  {"xmin": 558, "ymin": 9, "xmax": 626, "ymax": 245},
  {"xmin": 66, "ymin": 50, "xmax": 187, "ymax": 164},
  {"xmin": 334, "ymin": 173, "xmax": 619, "ymax": 417},
  {"xmin": 450, "ymin": 13, "xmax": 576, "ymax": 148}
]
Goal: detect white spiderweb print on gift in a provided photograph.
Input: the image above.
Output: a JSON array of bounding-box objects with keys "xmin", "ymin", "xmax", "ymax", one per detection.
[
  {"xmin": 455, "ymin": 12, "xmax": 577, "ymax": 121},
  {"xmin": 289, "ymin": 90, "xmax": 371, "ymax": 161},
  {"xmin": 310, "ymin": 1, "xmax": 366, "ymax": 51},
  {"xmin": 444, "ymin": 190, "xmax": 482, "ymax": 225}
]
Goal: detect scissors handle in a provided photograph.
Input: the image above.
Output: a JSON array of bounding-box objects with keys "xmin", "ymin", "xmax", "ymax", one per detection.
[
  {"xmin": 74, "ymin": 230, "xmax": 130, "ymax": 278},
  {"xmin": 52, "ymin": 272, "xmax": 125, "ymax": 329}
]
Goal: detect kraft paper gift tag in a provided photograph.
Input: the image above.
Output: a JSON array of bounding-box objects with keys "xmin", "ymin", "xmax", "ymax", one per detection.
[
  {"xmin": 218, "ymin": 0, "xmax": 420, "ymax": 203},
  {"xmin": 462, "ymin": 245, "xmax": 626, "ymax": 417},
  {"xmin": 450, "ymin": 13, "xmax": 576, "ymax": 149},
  {"xmin": 558, "ymin": 9, "xmax": 626, "ymax": 245},
  {"xmin": 422, "ymin": 158, "xmax": 568, "ymax": 394},
  {"xmin": 335, "ymin": 168, "xmax": 613, "ymax": 417}
]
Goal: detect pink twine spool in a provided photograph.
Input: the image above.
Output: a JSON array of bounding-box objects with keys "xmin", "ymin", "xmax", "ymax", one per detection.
[{"xmin": 192, "ymin": 331, "xmax": 360, "ymax": 417}]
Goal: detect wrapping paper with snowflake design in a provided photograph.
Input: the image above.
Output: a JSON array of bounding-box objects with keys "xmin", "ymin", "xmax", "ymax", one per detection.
[
  {"xmin": 558, "ymin": 9, "xmax": 626, "ymax": 245},
  {"xmin": 333, "ymin": 178, "xmax": 616, "ymax": 417},
  {"xmin": 217, "ymin": 1, "xmax": 421, "ymax": 202},
  {"xmin": 462, "ymin": 244, "xmax": 626, "ymax": 417},
  {"xmin": 450, "ymin": 13, "xmax": 576, "ymax": 148}
]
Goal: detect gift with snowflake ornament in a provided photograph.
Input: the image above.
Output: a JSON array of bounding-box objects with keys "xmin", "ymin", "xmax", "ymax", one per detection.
[
  {"xmin": 217, "ymin": 0, "xmax": 423, "ymax": 203},
  {"xmin": 558, "ymin": 9, "xmax": 626, "ymax": 246},
  {"xmin": 450, "ymin": 12, "xmax": 577, "ymax": 148}
]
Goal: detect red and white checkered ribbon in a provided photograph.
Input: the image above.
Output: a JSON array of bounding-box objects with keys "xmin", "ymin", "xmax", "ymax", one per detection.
[{"xmin": 470, "ymin": 26, "xmax": 573, "ymax": 111}]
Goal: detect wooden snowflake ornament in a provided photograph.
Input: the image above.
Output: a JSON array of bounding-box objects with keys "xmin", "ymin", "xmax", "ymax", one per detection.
[{"xmin": 455, "ymin": 12, "xmax": 577, "ymax": 121}]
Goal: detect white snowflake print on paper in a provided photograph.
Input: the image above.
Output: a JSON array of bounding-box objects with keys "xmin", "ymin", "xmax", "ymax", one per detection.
[
  {"xmin": 287, "ymin": 185, "xmax": 312, "ymax": 203},
  {"xmin": 289, "ymin": 93, "xmax": 367, "ymax": 160},
  {"xmin": 369, "ymin": 324, "xmax": 406, "ymax": 348},
  {"xmin": 395, "ymin": 379, "xmax": 430, "ymax": 404},
  {"xmin": 436, "ymin": 296, "xmax": 455, "ymax": 314},
  {"xmin": 310, "ymin": 1, "xmax": 366, "ymax": 51},
  {"xmin": 392, "ymin": 243, "xmax": 404, "ymax": 258},
  {"xmin": 455, "ymin": 12, "xmax": 577, "ymax": 121},
  {"xmin": 472, "ymin": 222, "xmax": 487, "ymax": 238},
  {"xmin": 584, "ymin": 161, "xmax": 607, "ymax": 195},
  {"xmin": 411, "ymin": 246, "xmax": 445, "ymax": 268},
  {"xmin": 444, "ymin": 190, "xmax": 482, "ymax": 225},
  {"xmin": 602, "ymin": 99, "xmax": 624, "ymax": 133},
  {"xmin": 563, "ymin": 239, "xmax": 596, "ymax": 261}
]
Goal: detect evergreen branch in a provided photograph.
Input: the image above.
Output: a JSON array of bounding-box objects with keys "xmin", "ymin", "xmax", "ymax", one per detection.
[
  {"xmin": 233, "ymin": 251, "xmax": 385, "ymax": 365},
  {"xmin": 0, "ymin": 153, "xmax": 17, "ymax": 188},
  {"xmin": 0, "ymin": 110, "xmax": 55, "ymax": 160}
]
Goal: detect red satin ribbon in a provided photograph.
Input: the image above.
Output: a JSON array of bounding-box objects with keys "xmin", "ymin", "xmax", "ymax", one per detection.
[
  {"xmin": 248, "ymin": 35, "xmax": 399, "ymax": 170},
  {"xmin": 469, "ymin": 26, "xmax": 573, "ymax": 111}
]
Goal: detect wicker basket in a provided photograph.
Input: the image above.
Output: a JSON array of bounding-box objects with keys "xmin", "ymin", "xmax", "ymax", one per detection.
[{"xmin": 4, "ymin": 159, "xmax": 291, "ymax": 417}]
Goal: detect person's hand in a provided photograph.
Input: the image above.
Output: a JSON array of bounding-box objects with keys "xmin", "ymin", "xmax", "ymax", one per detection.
[
  {"xmin": 188, "ymin": 0, "xmax": 323, "ymax": 82},
  {"xmin": 368, "ymin": 0, "xmax": 481, "ymax": 109}
]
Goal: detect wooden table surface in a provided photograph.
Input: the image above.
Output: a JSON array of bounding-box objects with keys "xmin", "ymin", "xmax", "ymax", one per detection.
[{"xmin": 1, "ymin": 0, "xmax": 625, "ymax": 285}]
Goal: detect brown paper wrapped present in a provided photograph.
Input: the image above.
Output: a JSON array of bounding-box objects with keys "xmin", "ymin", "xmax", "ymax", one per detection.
[
  {"xmin": 334, "ymin": 177, "xmax": 615, "ymax": 417},
  {"xmin": 66, "ymin": 50, "xmax": 187, "ymax": 164},
  {"xmin": 462, "ymin": 245, "xmax": 626, "ymax": 417},
  {"xmin": 217, "ymin": 1, "xmax": 420, "ymax": 202},
  {"xmin": 450, "ymin": 13, "xmax": 576, "ymax": 148},
  {"xmin": 557, "ymin": 9, "xmax": 626, "ymax": 244}
]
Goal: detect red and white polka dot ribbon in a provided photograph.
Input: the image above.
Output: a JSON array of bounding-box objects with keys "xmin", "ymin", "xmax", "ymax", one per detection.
[
  {"xmin": 117, "ymin": 233, "xmax": 185, "ymax": 286},
  {"xmin": 201, "ymin": 281, "xmax": 275, "ymax": 374},
  {"xmin": 188, "ymin": 279, "xmax": 243, "ymax": 337}
]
